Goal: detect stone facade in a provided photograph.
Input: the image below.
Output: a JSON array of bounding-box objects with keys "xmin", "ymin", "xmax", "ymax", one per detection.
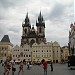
[
  {"xmin": 69, "ymin": 22, "xmax": 75, "ymax": 55},
  {"xmin": 31, "ymin": 42, "xmax": 53, "ymax": 63},
  {"xmin": 0, "ymin": 35, "xmax": 13, "ymax": 61},
  {"xmin": 21, "ymin": 12, "xmax": 46, "ymax": 47},
  {"xmin": 12, "ymin": 41, "xmax": 61, "ymax": 63},
  {"xmin": 12, "ymin": 44, "xmax": 31, "ymax": 62},
  {"xmin": 52, "ymin": 41, "xmax": 61, "ymax": 63}
]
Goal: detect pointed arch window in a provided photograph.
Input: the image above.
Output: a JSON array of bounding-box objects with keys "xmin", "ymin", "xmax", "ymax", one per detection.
[{"xmin": 25, "ymin": 29, "xmax": 27, "ymax": 34}]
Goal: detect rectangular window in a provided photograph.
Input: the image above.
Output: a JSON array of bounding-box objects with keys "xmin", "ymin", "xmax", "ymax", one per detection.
[
  {"xmin": 29, "ymin": 55, "xmax": 31, "ymax": 57},
  {"xmin": 13, "ymin": 55, "xmax": 14, "ymax": 57},
  {"xmin": 16, "ymin": 55, "xmax": 17, "ymax": 57}
]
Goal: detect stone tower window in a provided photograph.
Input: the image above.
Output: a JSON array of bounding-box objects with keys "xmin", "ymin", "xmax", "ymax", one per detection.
[
  {"xmin": 39, "ymin": 27, "xmax": 41, "ymax": 33},
  {"xmin": 25, "ymin": 29, "xmax": 27, "ymax": 34}
]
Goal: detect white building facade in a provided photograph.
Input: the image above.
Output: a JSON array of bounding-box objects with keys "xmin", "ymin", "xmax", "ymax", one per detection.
[{"xmin": 12, "ymin": 44, "xmax": 31, "ymax": 62}]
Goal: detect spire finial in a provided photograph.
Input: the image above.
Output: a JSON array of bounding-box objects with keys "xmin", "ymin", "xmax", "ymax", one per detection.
[
  {"xmin": 38, "ymin": 11, "xmax": 44, "ymax": 23},
  {"xmin": 26, "ymin": 12, "xmax": 28, "ymax": 18},
  {"xmin": 25, "ymin": 11, "xmax": 31, "ymax": 25},
  {"xmin": 39, "ymin": 10, "xmax": 42, "ymax": 17}
]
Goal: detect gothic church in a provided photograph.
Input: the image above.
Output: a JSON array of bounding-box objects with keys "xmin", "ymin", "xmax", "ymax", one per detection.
[{"xmin": 21, "ymin": 12, "xmax": 46, "ymax": 46}]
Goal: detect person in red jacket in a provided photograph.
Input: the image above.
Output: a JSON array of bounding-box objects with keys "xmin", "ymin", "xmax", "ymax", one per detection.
[{"xmin": 42, "ymin": 60, "xmax": 48, "ymax": 75}]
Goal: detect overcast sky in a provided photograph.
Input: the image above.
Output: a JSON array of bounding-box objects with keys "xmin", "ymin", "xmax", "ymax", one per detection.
[{"xmin": 0, "ymin": 0, "xmax": 74, "ymax": 47}]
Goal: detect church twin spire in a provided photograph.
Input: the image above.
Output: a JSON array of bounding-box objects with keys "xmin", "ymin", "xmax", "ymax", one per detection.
[
  {"xmin": 24, "ymin": 11, "xmax": 44, "ymax": 26},
  {"xmin": 23, "ymin": 11, "xmax": 45, "ymax": 30},
  {"xmin": 21, "ymin": 11, "xmax": 46, "ymax": 46}
]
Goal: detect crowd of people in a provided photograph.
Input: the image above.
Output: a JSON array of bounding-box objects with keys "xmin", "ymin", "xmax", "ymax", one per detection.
[
  {"xmin": 1, "ymin": 59, "xmax": 53, "ymax": 75},
  {"xmin": 3, "ymin": 59, "xmax": 16, "ymax": 75}
]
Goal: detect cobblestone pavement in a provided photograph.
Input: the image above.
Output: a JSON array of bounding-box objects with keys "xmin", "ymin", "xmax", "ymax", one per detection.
[{"xmin": 0, "ymin": 63, "xmax": 75, "ymax": 75}]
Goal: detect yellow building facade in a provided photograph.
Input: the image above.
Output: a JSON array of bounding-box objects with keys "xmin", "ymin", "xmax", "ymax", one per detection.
[
  {"xmin": 52, "ymin": 41, "xmax": 61, "ymax": 63},
  {"xmin": 61, "ymin": 46, "xmax": 69, "ymax": 62},
  {"xmin": 12, "ymin": 41, "xmax": 61, "ymax": 63},
  {"xmin": 32, "ymin": 41, "xmax": 61, "ymax": 63},
  {"xmin": 32, "ymin": 42, "xmax": 53, "ymax": 63},
  {"xmin": 0, "ymin": 35, "xmax": 13, "ymax": 61}
]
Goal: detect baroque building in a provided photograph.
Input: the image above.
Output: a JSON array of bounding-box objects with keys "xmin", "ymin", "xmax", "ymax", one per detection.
[
  {"xmin": 52, "ymin": 41, "xmax": 61, "ymax": 63},
  {"xmin": 21, "ymin": 12, "xmax": 46, "ymax": 47},
  {"xmin": 61, "ymin": 46, "xmax": 69, "ymax": 62},
  {"xmin": 31, "ymin": 42, "xmax": 53, "ymax": 63},
  {"xmin": 12, "ymin": 41, "xmax": 61, "ymax": 63},
  {"xmin": 12, "ymin": 44, "xmax": 31, "ymax": 62}
]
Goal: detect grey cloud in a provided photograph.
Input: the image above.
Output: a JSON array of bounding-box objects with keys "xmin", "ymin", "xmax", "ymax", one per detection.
[
  {"xmin": 44, "ymin": 3, "xmax": 65, "ymax": 21},
  {"xmin": 0, "ymin": 23, "xmax": 8, "ymax": 34},
  {"xmin": 0, "ymin": 0, "xmax": 15, "ymax": 8},
  {"xmin": 46, "ymin": 36, "xmax": 68, "ymax": 46},
  {"xmin": 0, "ymin": 24, "xmax": 8, "ymax": 42},
  {"xmin": 44, "ymin": 2, "xmax": 74, "ymax": 22},
  {"xmin": 8, "ymin": 25, "xmax": 21, "ymax": 33},
  {"xmin": 0, "ymin": 0, "xmax": 17, "ymax": 20},
  {"xmin": 0, "ymin": 16, "xmax": 5, "ymax": 20},
  {"xmin": 0, "ymin": 8, "xmax": 8, "ymax": 20},
  {"xmin": 50, "ymin": 4, "xmax": 64, "ymax": 19},
  {"xmin": 8, "ymin": 33, "xmax": 21, "ymax": 46},
  {"xmin": 0, "ymin": 0, "xmax": 34, "ymax": 9},
  {"xmin": 0, "ymin": 27, "xmax": 5, "ymax": 34}
]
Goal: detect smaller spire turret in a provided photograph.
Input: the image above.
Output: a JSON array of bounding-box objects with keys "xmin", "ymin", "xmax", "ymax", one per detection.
[
  {"xmin": 22, "ymin": 12, "xmax": 31, "ymax": 28},
  {"xmin": 70, "ymin": 23, "xmax": 73, "ymax": 28},
  {"xmin": 25, "ymin": 12, "xmax": 30, "ymax": 23}
]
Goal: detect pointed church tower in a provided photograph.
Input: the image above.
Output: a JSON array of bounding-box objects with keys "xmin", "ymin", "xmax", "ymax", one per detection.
[
  {"xmin": 21, "ymin": 11, "xmax": 46, "ymax": 46},
  {"xmin": 36, "ymin": 11, "xmax": 46, "ymax": 43},
  {"xmin": 21, "ymin": 12, "xmax": 31, "ymax": 46}
]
